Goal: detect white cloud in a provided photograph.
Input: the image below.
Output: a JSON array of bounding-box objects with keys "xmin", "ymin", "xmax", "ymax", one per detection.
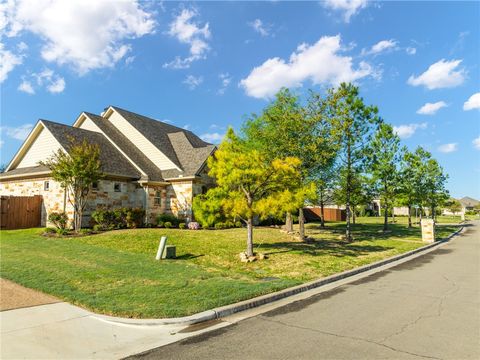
[
  {"xmin": 407, "ymin": 59, "xmax": 466, "ymax": 90},
  {"xmin": 248, "ymin": 19, "xmax": 271, "ymax": 37},
  {"xmin": 217, "ymin": 72, "xmax": 232, "ymax": 95},
  {"xmin": 240, "ymin": 35, "xmax": 376, "ymax": 99},
  {"xmin": 393, "ymin": 122, "xmax": 427, "ymax": 139},
  {"xmin": 46, "ymin": 76, "xmax": 65, "ymax": 93},
  {"xmin": 323, "ymin": 0, "xmax": 368, "ymax": 22},
  {"xmin": 200, "ymin": 132, "xmax": 224, "ymax": 144},
  {"xmin": 0, "ymin": 43, "xmax": 22, "ymax": 83},
  {"xmin": 463, "ymin": 92, "xmax": 480, "ymax": 111},
  {"xmin": 34, "ymin": 68, "xmax": 65, "ymax": 93},
  {"xmin": 438, "ymin": 143, "xmax": 458, "ymax": 153},
  {"xmin": 473, "ymin": 136, "xmax": 480, "ymax": 150},
  {"xmin": 1, "ymin": 124, "xmax": 34, "ymax": 140},
  {"xmin": 18, "ymin": 79, "xmax": 34, "ymax": 94},
  {"xmin": 362, "ymin": 39, "xmax": 397, "ymax": 56},
  {"xmin": 406, "ymin": 47, "xmax": 416, "ymax": 55},
  {"xmin": 183, "ymin": 75, "xmax": 203, "ymax": 90},
  {"xmin": 1, "ymin": 0, "xmax": 155, "ymax": 75},
  {"xmin": 416, "ymin": 101, "xmax": 447, "ymax": 115},
  {"xmin": 164, "ymin": 8, "xmax": 210, "ymax": 69}
]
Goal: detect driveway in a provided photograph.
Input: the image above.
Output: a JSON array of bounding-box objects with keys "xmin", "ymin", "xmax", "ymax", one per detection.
[{"xmin": 133, "ymin": 222, "xmax": 480, "ymax": 360}]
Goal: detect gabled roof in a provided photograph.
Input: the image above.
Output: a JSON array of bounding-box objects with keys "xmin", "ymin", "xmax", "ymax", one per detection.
[
  {"xmin": 458, "ymin": 196, "xmax": 479, "ymax": 207},
  {"xmin": 107, "ymin": 106, "xmax": 215, "ymax": 178},
  {"xmin": 1, "ymin": 120, "xmax": 140, "ymax": 180},
  {"xmin": 83, "ymin": 112, "xmax": 164, "ymax": 182}
]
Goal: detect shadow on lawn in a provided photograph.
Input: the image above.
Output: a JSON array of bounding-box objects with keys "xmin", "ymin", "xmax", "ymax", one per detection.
[{"xmin": 259, "ymin": 239, "xmax": 391, "ymax": 258}]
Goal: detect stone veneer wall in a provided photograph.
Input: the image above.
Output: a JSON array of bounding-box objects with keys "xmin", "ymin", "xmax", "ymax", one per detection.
[{"xmin": 0, "ymin": 177, "xmax": 72, "ymax": 226}]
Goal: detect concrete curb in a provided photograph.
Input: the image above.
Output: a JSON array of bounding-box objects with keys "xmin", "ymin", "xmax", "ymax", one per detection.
[{"xmin": 92, "ymin": 223, "xmax": 466, "ymax": 327}]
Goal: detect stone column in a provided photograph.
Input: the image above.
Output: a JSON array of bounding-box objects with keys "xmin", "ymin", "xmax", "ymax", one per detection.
[{"xmin": 421, "ymin": 219, "xmax": 435, "ymax": 243}]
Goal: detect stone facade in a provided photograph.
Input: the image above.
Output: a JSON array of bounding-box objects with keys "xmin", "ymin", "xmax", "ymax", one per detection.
[{"xmin": 0, "ymin": 177, "xmax": 72, "ymax": 226}]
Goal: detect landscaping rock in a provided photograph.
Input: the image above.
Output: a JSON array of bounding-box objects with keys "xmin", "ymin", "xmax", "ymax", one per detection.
[{"xmin": 258, "ymin": 253, "xmax": 268, "ymax": 260}]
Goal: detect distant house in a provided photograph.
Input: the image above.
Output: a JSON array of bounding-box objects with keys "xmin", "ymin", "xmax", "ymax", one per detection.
[
  {"xmin": 0, "ymin": 106, "xmax": 216, "ymax": 226},
  {"xmin": 458, "ymin": 196, "xmax": 479, "ymax": 213}
]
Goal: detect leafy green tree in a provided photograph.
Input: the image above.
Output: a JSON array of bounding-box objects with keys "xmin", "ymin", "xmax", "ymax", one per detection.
[
  {"xmin": 423, "ymin": 157, "xmax": 449, "ymax": 219},
  {"xmin": 41, "ymin": 138, "xmax": 103, "ymax": 231},
  {"xmin": 207, "ymin": 128, "xmax": 303, "ymax": 256},
  {"xmin": 444, "ymin": 199, "xmax": 462, "ymax": 215},
  {"xmin": 329, "ymin": 83, "xmax": 380, "ymax": 241},
  {"xmin": 243, "ymin": 88, "xmax": 337, "ymax": 239},
  {"xmin": 192, "ymin": 187, "xmax": 229, "ymax": 228},
  {"xmin": 397, "ymin": 148, "xmax": 422, "ymax": 227},
  {"xmin": 367, "ymin": 123, "xmax": 401, "ymax": 231}
]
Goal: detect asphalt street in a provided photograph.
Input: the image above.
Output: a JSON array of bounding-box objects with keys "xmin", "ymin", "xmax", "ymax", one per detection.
[{"xmin": 132, "ymin": 222, "xmax": 480, "ymax": 360}]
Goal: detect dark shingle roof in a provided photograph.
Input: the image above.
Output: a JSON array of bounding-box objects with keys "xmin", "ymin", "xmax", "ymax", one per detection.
[
  {"xmin": 0, "ymin": 165, "xmax": 50, "ymax": 179},
  {"xmin": 83, "ymin": 112, "xmax": 164, "ymax": 181},
  {"xmin": 110, "ymin": 106, "xmax": 215, "ymax": 178},
  {"xmin": 41, "ymin": 120, "xmax": 140, "ymax": 179},
  {"xmin": 459, "ymin": 196, "xmax": 479, "ymax": 207}
]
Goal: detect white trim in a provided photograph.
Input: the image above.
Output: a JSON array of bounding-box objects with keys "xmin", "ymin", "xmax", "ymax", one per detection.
[
  {"xmin": 75, "ymin": 113, "xmax": 148, "ymax": 177},
  {"xmin": 6, "ymin": 120, "xmax": 68, "ymax": 172}
]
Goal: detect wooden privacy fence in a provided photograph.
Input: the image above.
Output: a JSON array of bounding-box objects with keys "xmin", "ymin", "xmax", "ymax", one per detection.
[
  {"xmin": 304, "ymin": 207, "xmax": 346, "ymax": 222},
  {"xmin": 0, "ymin": 195, "xmax": 43, "ymax": 230}
]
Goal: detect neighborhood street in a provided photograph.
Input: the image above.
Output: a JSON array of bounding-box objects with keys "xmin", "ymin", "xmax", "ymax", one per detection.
[{"xmin": 133, "ymin": 222, "xmax": 480, "ymax": 360}]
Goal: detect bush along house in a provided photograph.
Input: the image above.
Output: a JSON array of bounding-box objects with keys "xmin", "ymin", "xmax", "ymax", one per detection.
[{"xmin": 0, "ymin": 106, "xmax": 216, "ymax": 226}]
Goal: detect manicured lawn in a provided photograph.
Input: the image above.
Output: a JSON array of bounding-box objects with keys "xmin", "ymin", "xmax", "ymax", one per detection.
[{"xmin": 0, "ymin": 217, "xmax": 460, "ymax": 318}]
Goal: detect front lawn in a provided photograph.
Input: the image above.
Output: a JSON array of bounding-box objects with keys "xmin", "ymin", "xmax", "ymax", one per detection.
[{"xmin": 0, "ymin": 217, "xmax": 460, "ymax": 318}]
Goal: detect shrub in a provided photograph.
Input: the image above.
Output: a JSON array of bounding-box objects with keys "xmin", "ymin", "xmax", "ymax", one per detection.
[
  {"xmin": 92, "ymin": 224, "xmax": 103, "ymax": 232},
  {"xmin": 44, "ymin": 227, "xmax": 56, "ymax": 234},
  {"xmin": 164, "ymin": 221, "xmax": 173, "ymax": 228},
  {"xmin": 224, "ymin": 220, "xmax": 234, "ymax": 229},
  {"xmin": 188, "ymin": 222, "xmax": 200, "ymax": 230},
  {"xmin": 157, "ymin": 221, "xmax": 164, "ymax": 228},
  {"xmin": 179, "ymin": 223, "xmax": 186, "ymax": 229},
  {"xmin": 56, "ymin": 228, "xmax": 69, "ymax": 236},
  {"xmin": 214, "ymin": 222, "xmax": 225, "ymax": 230},
  {"xmin": 156, "ymin": 214, "xmax": 180, "ymax": 227},
  {"xmin": 235, "ymin": 221, "xmax": 242, "ymax": 228},
  {"xmin": 92, "ymin": 207, "xmax": 146, "ymax": 230},
  {"xmin": 79, "ymin": 228, "xmax": 91, "ymax": 236},
  {"xmin": 48, "ymin": 212, "xmax": 68, "ymax": 230},
  {"xmin": 125, "ymin": 208, "xmax": 145, "ymax": 228}
]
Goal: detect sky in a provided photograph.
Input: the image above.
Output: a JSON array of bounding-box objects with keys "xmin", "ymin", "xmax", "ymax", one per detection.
[{"xmin": 0, "ymin": 0, "xmax": 479, "ymax": 199}]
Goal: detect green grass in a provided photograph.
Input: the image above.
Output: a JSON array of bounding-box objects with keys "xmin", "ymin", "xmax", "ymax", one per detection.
[{"xmin": 0, "ymin": 217, "xmax": 461, "ymax": 318}]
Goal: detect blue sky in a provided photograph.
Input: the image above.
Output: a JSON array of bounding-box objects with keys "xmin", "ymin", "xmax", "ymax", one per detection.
[{"xmin": 1, "ymin": 1, "xmax": 479, "ymax": 198}]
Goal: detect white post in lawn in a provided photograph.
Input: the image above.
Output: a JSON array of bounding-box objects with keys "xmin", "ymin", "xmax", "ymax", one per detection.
[{"xmin": 156, "ymin": 236, "xmax": 167, "ymax": 260}]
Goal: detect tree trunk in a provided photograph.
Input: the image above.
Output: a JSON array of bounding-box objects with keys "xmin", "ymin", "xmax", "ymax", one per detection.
[
  {"xmin": 383, "ymin": 205, "xmax": 388, "ymax": 232},
  {"xmin": 431, "ymin": 206, "xmax": 435, "ymax": 221},
  {"xmin": 408, "ymin": 205, "xmax": 412, "ymax": 228},
  {"xmin": 246, "ymin": 216, "xmax": 254, "ymax": 257},
  {"xmin": 345, "ymin": 143, "xmax": 352, "ymax": 242},
  {"xmin": 298, "ymin": 208, "xmax": 305, "ymax": 241},
  {"xmin": 320, "ymin": 200, "xmax": 325, "ymax": 228},
  {"xmin": 285, "ymin": 212, "xmax": 293, "ymax": 232}
]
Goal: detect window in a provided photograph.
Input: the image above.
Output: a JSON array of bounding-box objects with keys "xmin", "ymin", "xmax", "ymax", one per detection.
[
  {"xmin": 44, "ymin": 181, "xmax": 50, "ymax": 191},
  {"xmin": 154, "ymin": 191, "xmax": 162, "ymax": 206},
  {"xmin": 92, "ymin": 182, "xmax": 99, "ymax": 190},
  {"xmin": 114, "ymin": 183, "xmax": 121, "ymax": 192}
]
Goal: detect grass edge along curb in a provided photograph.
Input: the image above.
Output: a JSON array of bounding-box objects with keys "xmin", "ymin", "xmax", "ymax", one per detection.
[{"xmin": 92, "ymin": 223, "xmax": 466, "ymax": 327}]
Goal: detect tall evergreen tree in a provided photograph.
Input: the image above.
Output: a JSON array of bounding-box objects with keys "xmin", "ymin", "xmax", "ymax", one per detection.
[
  {"xmin": 368, "ymin": 123, "xmax": 401, "ymax": 231},
  {"xmin": 328, "ymin": 83, "xmax": 380, "ymax": 241}
]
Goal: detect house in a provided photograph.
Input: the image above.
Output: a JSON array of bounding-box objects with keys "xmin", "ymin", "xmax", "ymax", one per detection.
[
  {"xmin": 0, "ymin": 106, "xmax": 216, "ymax": 226},
  {"xmin": 458, "ymin": 196, "xmax": 479, "ymax": 213}
]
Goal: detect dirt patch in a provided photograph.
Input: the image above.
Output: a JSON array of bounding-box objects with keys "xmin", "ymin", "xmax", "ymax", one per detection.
[{"xmin": 0, "ymin": 278, "xmax": 59, "ymax": 311}]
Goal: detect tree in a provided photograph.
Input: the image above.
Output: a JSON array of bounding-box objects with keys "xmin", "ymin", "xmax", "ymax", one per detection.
[
  {"xmin": 207, "ymin": 128, "xmax": 302, "ymax": 256},
  {"xmin": 397, "ymin": 148, "xmax": 422, "ymax": 228},
  {"xmin": 423, "ymin": 157, "xmax": 449, "ymax": 219},
  {"xmin": 243, "ymin": 88, "xmax": 337, "ymax": 239},
  {"xmin": 41, "ymin": 138, "xmax": 103, "ymax": 231},
  {"xmin": 367, "ymin": 123, "xmax": 401, "ymax": 231},
  {"xmin": 328, "ymin": 83, "xmax": 380, "ymax": 241},
  {"xmin": 444, "ymin": 199, "xmax": 462, "ymax": 215}
]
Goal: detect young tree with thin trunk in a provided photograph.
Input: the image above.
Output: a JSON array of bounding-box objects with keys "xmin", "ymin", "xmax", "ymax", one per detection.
[
  {"xmin": 243, "ymin": 88, "xmax": 337, "ymax": 240},
  {"xmin": 367, "ymin": 123, "xmax": 401, "ymax": 232},
  {"xmin": 207, "ymin": 128, "xmax": 302, "ymax": 257},
  {"xmin": 41, "ymin": 138, "xmax": 103, "ymax": 231},
  {"xmin": 398, "ymin": 148, "xmax": 422, "ymax": 228},
  {"xmin": 328, "ymin": 83, "xmax": 380, "ymax": 241}
]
